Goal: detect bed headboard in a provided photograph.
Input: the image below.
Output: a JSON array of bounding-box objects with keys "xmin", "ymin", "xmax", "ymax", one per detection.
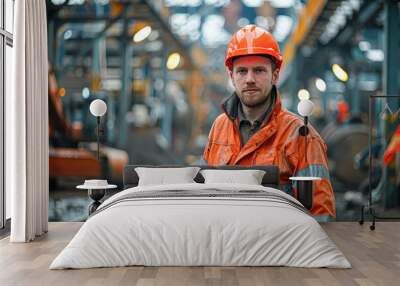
[{"xmin": 123, "ymin": 165, "xmax": 280, "ymax": 189}]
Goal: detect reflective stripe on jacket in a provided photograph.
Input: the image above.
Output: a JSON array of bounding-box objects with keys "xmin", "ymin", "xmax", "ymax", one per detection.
[{"xmin": 203, "ymin": 88, "xmax": 336, "ymax": 217}]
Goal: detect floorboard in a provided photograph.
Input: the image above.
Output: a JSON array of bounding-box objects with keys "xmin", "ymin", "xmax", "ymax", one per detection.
[{"xmin": 0, "ymin": 222, "xmax": 399, "ymax": 286}]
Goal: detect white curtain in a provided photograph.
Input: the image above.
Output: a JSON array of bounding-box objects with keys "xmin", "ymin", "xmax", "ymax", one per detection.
[{"xmin": 7, "ymin": 0, "xmax": 48, "ymax": 242}]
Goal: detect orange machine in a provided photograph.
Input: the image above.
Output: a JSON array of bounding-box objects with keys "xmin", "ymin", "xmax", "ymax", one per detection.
[
  {"xmin": 49, "ymin": 147, "xmax": 101, "ymax": 178},
  {"xmin": 48, "ymin": 65, "xmax": 104, "ymax": 181},
  {"xmin": 48, "ymin": 65, "xmax": 128, "ymax": 183}
]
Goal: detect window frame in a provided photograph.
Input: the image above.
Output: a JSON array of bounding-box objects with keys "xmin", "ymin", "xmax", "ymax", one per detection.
[{"xmin": 1, "ymin": 0, "xmax": 14, "ymax": 230}]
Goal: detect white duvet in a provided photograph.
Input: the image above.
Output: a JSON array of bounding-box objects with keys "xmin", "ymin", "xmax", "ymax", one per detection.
[{"xmin": 50, "ymin": 183, "xmax": 351, "ymax": 269}]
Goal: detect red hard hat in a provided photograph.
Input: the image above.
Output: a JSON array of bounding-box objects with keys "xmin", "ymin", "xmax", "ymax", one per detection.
[{"xmin": 225, "ymin": 25, "xmax": 283, "ymax": 72}]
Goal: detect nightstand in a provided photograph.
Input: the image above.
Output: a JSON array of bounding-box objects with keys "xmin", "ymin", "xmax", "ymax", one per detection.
[{"xmin": 77, "ymin": 180, "xmax": 117, "ymax": 215}]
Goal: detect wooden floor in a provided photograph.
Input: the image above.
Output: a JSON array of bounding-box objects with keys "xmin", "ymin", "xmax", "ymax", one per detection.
[{"xmin": 0, "ymin": 222, "xmax": 399, "ymax": 286}]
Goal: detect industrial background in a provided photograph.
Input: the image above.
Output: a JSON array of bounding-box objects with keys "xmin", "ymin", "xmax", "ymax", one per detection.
[{"xmin": 3, "ymin": 0, "xmax": 399, "ymax": 222}]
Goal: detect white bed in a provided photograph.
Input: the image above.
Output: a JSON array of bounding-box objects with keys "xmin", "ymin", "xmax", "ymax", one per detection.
[{"xmin": 50, "ymin": 182, "xmax": 351, "ymax": 269}]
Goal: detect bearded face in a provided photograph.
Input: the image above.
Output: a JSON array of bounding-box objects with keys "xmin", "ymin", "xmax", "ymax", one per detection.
[{"xmin": 231, "ymin": 55, "xmax": 279, "ymax": 108}]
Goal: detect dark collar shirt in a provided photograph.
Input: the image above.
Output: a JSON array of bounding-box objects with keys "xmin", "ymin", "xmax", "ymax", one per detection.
[{"xmin": 237, "ymin": 96, "xmax": 275, "ymax": 146}]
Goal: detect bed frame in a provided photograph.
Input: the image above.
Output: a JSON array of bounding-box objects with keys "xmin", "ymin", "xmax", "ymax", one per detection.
[{"xmin": 123, "ymin": 165, "xmax": 280, "ymax": 189}]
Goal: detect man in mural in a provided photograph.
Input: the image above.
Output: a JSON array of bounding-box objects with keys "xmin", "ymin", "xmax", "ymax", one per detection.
[{"xmin": 203, "ymin": 25, "xmax": 335, "ymax": 219}]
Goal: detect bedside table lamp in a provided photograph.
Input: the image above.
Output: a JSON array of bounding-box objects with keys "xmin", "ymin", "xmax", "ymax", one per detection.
[
  {"xmin": 78, "ymin": 99, "xmax": 114, "ymax": 215},
  {"xmin": 289, "ymin": 99, "xmax": 321, "ymax": 210},
  {"xmin": 89, "ymin": 99, "xmax": 107, "ymax": 161}
]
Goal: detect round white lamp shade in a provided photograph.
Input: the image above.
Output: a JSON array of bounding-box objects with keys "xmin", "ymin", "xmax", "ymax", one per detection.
[
  {"xmin": 297, "ymin": 99, "xmax": 314, "ymax": 117},
  {"xmin": 89, "ymin": 99, "xmax": 107, "ymax": 117}
]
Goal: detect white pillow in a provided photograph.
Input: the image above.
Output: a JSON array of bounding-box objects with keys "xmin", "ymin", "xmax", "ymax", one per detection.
[
  {"xmin": 135, "ymin": 167, "xmax": 200, "ymax": 186},
  {"xmin": 200, "ymin": 169, "xmax": 266, "ymax": 185}
]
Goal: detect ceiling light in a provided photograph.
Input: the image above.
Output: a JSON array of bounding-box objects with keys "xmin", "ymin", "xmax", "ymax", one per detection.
[
  {"xmin": 167, "ymin": 53, "xmax": 181, "ymax": 70},
  {"xmin": 319, "ymin": 0, "xmax": 361, "ymax": 45},
  {"xmin": 146, "ymin": 41, "xmax": 163, "ymax": 52},
  {"xmin": 269, "ymin": 0, "xmax": 295, "ymax": 8},
  {"xmin": 242, "ymin": 0, "xmax": 263, "ymax": 7},
  {"xmin": 349, "ymin": 0, "xmax": 361, "ymax": 10},
  {"xmin": 165, "ymin": 0, "xmax": 201, "ymax": 7},
  {"xmin": 332, "ymin": 64, "xmax": 349, "ymax": 82},
  {"xmin": 237, "ymin": 18, "xmax": 250, "ymax": 28},
  {"xmin": 170, "ymin": 13, "xmax": 201, "ymax": 42},
  {"xmin": 359, "ymin": 80, "xmax": 378, "ymax": 91},
  {"xmin": 255, "ymin": 16, "xmax": 272, "ymax": 30},
  {"xmin": 64, "ymin": 30, "xmax": 72, "ymax": 40},
  {"xmin": 82, "ymin": 87, "xmax": 90, "ymax": 99},
  {"xmin": 298, "ymin": 89, "xmax": 310, "ymax": 100},
  {"xmin": 273, "ymin": 15, "xmax": 293, "ymax": 42},
  {"xmin": 51, "ymin": 0, "xmax": 66, "ymax": 4},
  {"xmin": 95, "ymin": 0, "xmax": 109, "ymax": 4},
  {"xmin": 204, "ymin": 0, "xmax": 230, "ymax": 7},
  {"xmin": 315, "ymin": 78, "xmax": 327, "ymax": 92},
  {"xmin": 202, "ymin": 14, "xmax": 231, "ymax": 47},
  {"xmin": 68, "ymin": 0, "xmax": 85, "ymax": 5},
  {"xmin": 133, "ymin": 26, "xmax": 152, "ymax": 43},
  {"xmin": 358, "ymin": 41, "xmax": 370, "ymax": 51},
  {"xmin": 58, "ymin": 88, "xmax": 66, "ymax": 97},
  {"xmin": 148, "ymin": 30, "xmax": 160, "ymax": 41},
  {"xmin": 341, "ymin": 2, "xmax": 353, "ymax": 16},
  {"xmin": 366, "ymin": 49, "xmax": 384, "ymax": 62}
]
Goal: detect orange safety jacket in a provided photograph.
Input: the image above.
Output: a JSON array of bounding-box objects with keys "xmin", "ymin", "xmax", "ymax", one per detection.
[
  {"xmin": 203, "ymin": 88, "xmax": 336, "ymax": 217},
  {"xmin": 383, "ymin": 125, "xmax": 400, "ymax": 166}
]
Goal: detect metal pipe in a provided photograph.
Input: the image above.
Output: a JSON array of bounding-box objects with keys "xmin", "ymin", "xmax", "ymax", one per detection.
[
  {"xmin": 97, "ymin": 116, "xmax": 100, "ymax": 161},
  {"xmin": 304, "ymin": 116, "xmax": 308, "ymax": 164}
]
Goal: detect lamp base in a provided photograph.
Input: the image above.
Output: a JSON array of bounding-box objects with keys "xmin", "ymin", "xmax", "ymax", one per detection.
[
  {"xmin": 289, "ymin": 176, "xmax": 321, "ymax": 210},
  {"xmin": 88, "ymin": 189, "xmax": 106, "ymax": 215},
  {"xmin": 295, "ymin": 180, "xmax": 313, "ymax": 210},
  {"xmin": 89, "ymin": 201, "xmax": 102, "ymax": 215}
]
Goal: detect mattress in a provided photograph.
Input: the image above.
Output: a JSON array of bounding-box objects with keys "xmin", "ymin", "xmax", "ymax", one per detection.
[{"xmin": 50, "ymin": 183, "xmax": 351, "ymax": 269}]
